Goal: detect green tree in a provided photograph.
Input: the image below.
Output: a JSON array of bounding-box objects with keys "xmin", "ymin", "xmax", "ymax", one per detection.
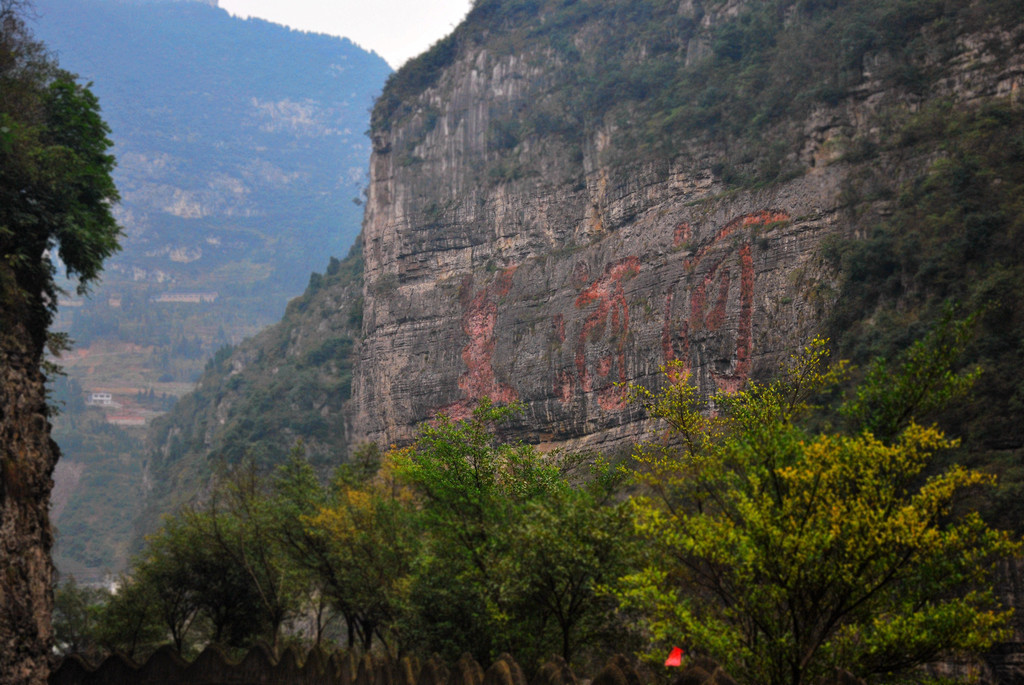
[
  {"xmin": 52, "ymin": 577, "xmax": 107, "ymax": 657},
  {"xmin": 392, "ymin": 400, "xmax": 564, "ymax": 660},
  {"xmin": 393, "ymin": 399, "xmax": 636, "ymax": 666},
  {"xmin": 204, "ymin": 465, "xmax": 306, "ymax": 651},
  {"xmin": 94, "ymin": 574, "xmax": 164, "ymax": 660},
  {"xmin": 618, "ymin": 334, "xmax": 1020, "ymax": 685},
  {"xmin": 265, "ymin": 449, "xmax": 345, "ymax": 647},
  {"xmin": 118, "ymin": 463, "xmax": 317, "ymax": 656},
  {"xmin": 269, "ymin": 443, "xmax": 424, "ymax": 653},
  {"xmin": 301, "ymin": 454, "xmax": 420, "ymax": 654},
  {"xmin": 129, "ymin": 517, "xmax": 204, "ymax": 654},
  {"xmin": 126, "ymin": 505, "xmax": 273, "ymax": 655},
  {"xmin": 1, "ymin": 1, "xmax": 120, "ymax": 345},
  {"xmin": 499, "ymin": 475, "xmax": 638, "ymax": 663}
]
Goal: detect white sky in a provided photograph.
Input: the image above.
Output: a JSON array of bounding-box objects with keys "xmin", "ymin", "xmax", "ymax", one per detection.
[{"xmin": 217, "ymin": 0, "xmax": 474, "ymax": 69}]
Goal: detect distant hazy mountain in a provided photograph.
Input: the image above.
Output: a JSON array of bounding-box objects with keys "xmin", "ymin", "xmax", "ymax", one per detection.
[
  {"xmin": 33, "ymin": 0, "xmax": 390, "ymax": 307},
  {"xmin": 30, "ymin": 0, "xmax": 390, "ymax": 581}
]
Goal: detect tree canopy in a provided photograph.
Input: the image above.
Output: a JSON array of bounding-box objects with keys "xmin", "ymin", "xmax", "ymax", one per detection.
[
  {"xmin": 391, "ymin": 400, "xmax": 636, "ymax": 664},
  {"xmin": 0, "ymin": 0, "xmax": 120, "ymax": 347},
  {"xmin": 618, "ymin": 327, "xmax": 1020, "ymax": 685}
]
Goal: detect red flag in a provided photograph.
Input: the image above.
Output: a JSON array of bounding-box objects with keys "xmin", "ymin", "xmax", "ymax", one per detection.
[{"xmin": 664, "ymin": 646, "xmax": 684, "ymax": 667}]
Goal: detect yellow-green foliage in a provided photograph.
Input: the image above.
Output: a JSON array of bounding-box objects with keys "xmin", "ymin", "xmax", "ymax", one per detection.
[
  {"xmin": 619, "ymin": 338, "xmax": 1020, "ymax": 685},
  {"xmin": 302, "ymin": 452, "xmax": 419, "ymax": 652}
]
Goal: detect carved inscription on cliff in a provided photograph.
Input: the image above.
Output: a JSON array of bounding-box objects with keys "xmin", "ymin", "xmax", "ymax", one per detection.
[{"xmin": 438, "ymin": 210, "xmax": 790, "ymax": 418}]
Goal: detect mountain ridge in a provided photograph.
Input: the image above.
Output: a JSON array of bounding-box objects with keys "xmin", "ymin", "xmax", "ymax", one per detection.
[{"xmin": 145, "ymin": 0, "xmax": 1024, "ymax": 534}]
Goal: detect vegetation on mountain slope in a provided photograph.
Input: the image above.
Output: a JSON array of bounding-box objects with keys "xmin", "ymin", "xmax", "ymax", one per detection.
[
  {"xmin": 136, "ymin": 245, "xmax": 365, "ymax": 544},
  {"xmin": 377, "ymin": 0, "xmax": 1021, "ymax": 184},
  {"xmin": 825, "ymin": 99, "xmax": 1024, "ymax": 530}
]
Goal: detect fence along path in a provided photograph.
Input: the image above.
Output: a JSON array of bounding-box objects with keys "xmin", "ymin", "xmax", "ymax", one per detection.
[
  {"xmin": 50, "ymin": 646, "xmax": 740, "ymax": 685},
  {"xmin": 52, "ymin": 642, "xmax": 889, "ymax": 685}
]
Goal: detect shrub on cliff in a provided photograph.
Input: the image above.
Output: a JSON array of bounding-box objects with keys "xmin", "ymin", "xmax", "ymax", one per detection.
[
  {"xmin": 1, "ymin": 0, "xmax": 120, "ymax": 348},
  {"xmin": 1, "ymin": 2, "xmax": 120, "ymax": 682}
]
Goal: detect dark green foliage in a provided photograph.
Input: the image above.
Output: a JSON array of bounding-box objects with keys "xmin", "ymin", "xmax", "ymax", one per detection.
[
  {"xmin": 303, "ymin": 338, "xmax": 355, "ymax": 368},
  {"xmin": 38, "ymin": 79, "xmax": 119, "ymax": 287},
  {"xmin": 826, "ymin": 101, "xmax": 1024, "ymax": 529},
  {"xmin": 53, "ymin": 577, "xmax": 109, "ymax": 657},
  {"xmin": 1, "ymin": 3, "xmax": 124, "ymax": 604},
  {"xmin": 208, "ymin": 345, "xmax": 234, "ymax": 374},
  {"xmin": 0, "ymin": 6, "xmax": 120, "ymax": 347},
  {"xmin": 841, "ymin": 311, "xmax": 981, "ymax": 443},
  {"xmin": 119, "ymin": 462, "xmax": 316, "ymax": 656},
  {"xmin": 94, "ymin": 574, "xmax": 165, "ymax": 660},
  {"xmin": 394, "ymin": 401, "xmax": 639, "ymax": 666}
]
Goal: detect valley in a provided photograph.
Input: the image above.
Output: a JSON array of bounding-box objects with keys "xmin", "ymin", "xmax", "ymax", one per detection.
[
  {"xmin": 5, "ymin": 0, "xmax": 1024, "ymax": 680},
  {"xmin": 29, "ymin": 0, "xmax": 391, "ymax": 580}
]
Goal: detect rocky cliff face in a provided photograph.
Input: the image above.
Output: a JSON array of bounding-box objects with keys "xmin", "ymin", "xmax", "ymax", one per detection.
[
  {"xmin": 134, "ymin": 0, "xmax": 1024, "ymax": 677},
  {"xmin": 0, "ymin": 309, "xmax": 58, "ymax": 684},
  {"xmin": 146, "ymin": 0, "xmax": 1024, "ymax": 477},
  {"xmin": 350, "ymin": 0, "xmax": 1024, "ymax": 451}
]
